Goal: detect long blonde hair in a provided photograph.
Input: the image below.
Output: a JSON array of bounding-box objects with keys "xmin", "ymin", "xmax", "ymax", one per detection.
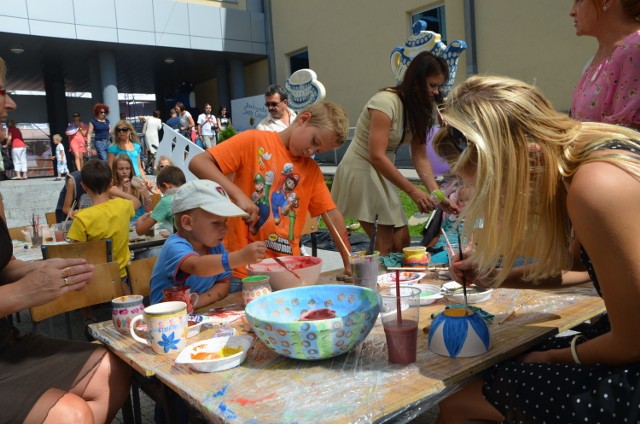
[{"xmin": 434, "ymin": 75, "xmax": 640, "ymax": 285}]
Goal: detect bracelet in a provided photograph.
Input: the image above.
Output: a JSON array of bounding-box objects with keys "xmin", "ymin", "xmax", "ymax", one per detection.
[
  {"xmin": 570, "ymin": 335, "xmax": 587, "ymax": 364},
  {"xmin": 221, "ymin": 252, "xmax": 231, "ymax": 272},
  {"xmin": 430, "ymin": 189, "xmax": 446, "ymax": 202}
]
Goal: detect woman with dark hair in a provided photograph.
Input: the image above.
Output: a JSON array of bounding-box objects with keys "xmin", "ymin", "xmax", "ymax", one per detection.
[
  {"xmin": 217, "ymin": 105, "xmax": 231, "ymax": 131},
  {"xmin": 331, "ymin": 51, "xmax": 457, "ymax": 255},
  {"xmin": 86, "ymin": 103, "xmax": 111, "ymax": 161},
  {"xmin": 65, "ymin": 112, "xmax": 88, "ymax": 171},
  {"xmin": 174, "ymin": 101, "xmax": 195, "ymax": 140}
]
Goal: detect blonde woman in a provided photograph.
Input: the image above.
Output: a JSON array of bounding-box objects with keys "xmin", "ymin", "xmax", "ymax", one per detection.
[
  {"xmin": 434, "ymin": 75, "xmax": 640, "ymax": 423},
  {"xmin": 107, "ymin": 119, "xmax": 147, "ymax": 181}
]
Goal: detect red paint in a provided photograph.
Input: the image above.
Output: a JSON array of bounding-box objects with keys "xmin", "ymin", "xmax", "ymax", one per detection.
[
  {"xmin": 299, "ymin": 308, "xmax": 336, "ymax": 321},
  {"xmin": 230, "ymin": 393, "xmax": 276, "ymax": 406},
  {"xmin": 384, "ymin": 319, "xmax": 418, "ymax": 364}
]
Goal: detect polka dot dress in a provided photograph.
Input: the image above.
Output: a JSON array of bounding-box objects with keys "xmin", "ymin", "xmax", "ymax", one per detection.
[{"xmin": 482, "ymin": 141, "xmax": 640, "ymax": 423}]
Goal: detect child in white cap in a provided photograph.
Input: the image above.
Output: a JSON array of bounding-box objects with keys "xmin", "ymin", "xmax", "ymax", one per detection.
[{"xmin": 149, "ymin": 179, "xmax": 266, "ymax": 309}]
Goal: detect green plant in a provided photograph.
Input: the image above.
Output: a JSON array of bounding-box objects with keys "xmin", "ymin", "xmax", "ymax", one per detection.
[
  {"xmin": 218, "ymin": 125, "xmax": 237, "ymax": 143},
  {"xmin": 320, "ymin": 178, "xmax": 428, "ymax": 237}
]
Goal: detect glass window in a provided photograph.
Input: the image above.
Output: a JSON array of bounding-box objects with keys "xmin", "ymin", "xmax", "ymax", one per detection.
[
  {"xmin": 412, "ymin": 5, "xmax": 446, "ymax": 43},
  {"xmin": 289, "ymin": 50, "xmax": 309, "ymax": 74}
]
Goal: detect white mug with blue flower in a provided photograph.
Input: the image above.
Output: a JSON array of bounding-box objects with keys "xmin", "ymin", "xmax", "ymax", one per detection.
[{"xmin": 130, "ymin": 301, "xmax": 188, "ymax": 355}]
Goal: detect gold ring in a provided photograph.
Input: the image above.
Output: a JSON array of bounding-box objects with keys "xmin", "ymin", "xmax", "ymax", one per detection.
[
  {"xmin": 62, "ymin": 267, "xmax": 71, "ymax": 278},
  {"xmin": 63, "ymin": 277, "xmax": 69, "ymax": 286}
]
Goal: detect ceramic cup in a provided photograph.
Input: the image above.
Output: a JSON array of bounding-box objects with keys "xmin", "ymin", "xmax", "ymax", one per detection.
[
  {"xmin": 242, "ymin": 275, "xmax": 272, "ymax": 305},
  {"xmin": 349, "ymin": 251, "xmax": 380, "ymax": 290},
  {"xmin": 112, "ymin": 294, "xmax": 145, "ymax": 334},
  {"xmin": 428, "ymin": 308, "xmax": 491, "ymax": 357},
  {"xmin": 379, "ymin": 286, "xmax": 420, "ymax": 364},
  {"xmin": 162, "ymin": 286, "xmax": 199, "ymax": 314},
  {"xmin": 402, "ymin": 246, "xmax": 430, "ymax": 267},
  {"xmin": 129, "ymin": 301, "xmax": 189, "ymax": 355}
]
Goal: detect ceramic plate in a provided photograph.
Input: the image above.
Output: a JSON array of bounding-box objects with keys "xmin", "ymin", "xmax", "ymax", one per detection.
[
  {"xmin": 444, "ymin": 286, "xmax": 494, "ymax": 304},
  {"xmin": 377, "ymin": 272, "xmax": 426, "ymax": 288},
  {"xmin": 175, "ymin": 335, "xmax": 254, "ymax": 373},
  {"xmin": 413, "ymin": 284, "xmax": 443, "ymax": 305}
]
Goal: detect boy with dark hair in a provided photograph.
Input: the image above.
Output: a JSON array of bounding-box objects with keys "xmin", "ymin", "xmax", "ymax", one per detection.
[
  {"xmin": 68, "ymin": 160, "xmax": 134, "ymax": 295},
  {"xmin": 135, "ymin": 165, "xmax": 186, "ymax": 235}
]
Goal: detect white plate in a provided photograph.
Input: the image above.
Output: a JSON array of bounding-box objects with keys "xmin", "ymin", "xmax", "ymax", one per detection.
[
  {"xmin": 413, "ymin": 284, "xmax": 443, "ymax": 305},
  {"xmin": 175, "ymin": 335, "xmax": 254, "ymax": 373},
  {"xmin": 377, "ymin": 272, "xmax": 426, "ymax": 288},
  {"xmin": 444, "ymin": 287, "xmax": 494, "ymax": 304}
]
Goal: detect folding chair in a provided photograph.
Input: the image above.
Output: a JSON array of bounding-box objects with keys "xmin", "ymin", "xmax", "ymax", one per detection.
[
  {"xmin": 127, "ymin": 256, "xmax": 157, "ymax": 298},
  {"xmin": 29, "ymin": 262, "xmax": 122, "ymax": 336},
  {"xmin": 45, "ymin": 211, "xmax": 57, "ymax": 226},
  {"xmin": 301, "ymin": 212, "xmax": 319, "ymax": 256},
  {"xmin": 8, "ymin": 225, "xmax": 30, "ymax": 241},
  {"xmin": 39, "ymin": 239, "xmax": 113, "ymax": 338}
]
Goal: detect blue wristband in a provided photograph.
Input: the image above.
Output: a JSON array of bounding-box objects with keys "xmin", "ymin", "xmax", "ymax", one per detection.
[{"xmin": 221, "ymin": 252, "xmax": 231, "ymax": 272}]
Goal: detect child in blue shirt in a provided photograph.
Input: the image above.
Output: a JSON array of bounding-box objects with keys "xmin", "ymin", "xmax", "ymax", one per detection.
[{"xmin": 150, "ymin": 179, "xmax": 266, "ymax": 309}]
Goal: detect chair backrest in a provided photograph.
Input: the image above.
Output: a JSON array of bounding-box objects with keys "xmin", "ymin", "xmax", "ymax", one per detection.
[
  {"xmin": 45, "ymin": 211, "xmax": 57, "ymax": 226},
  {"xmin": 8, "ymin": 225, "xmax": 29, "ymax": 241},
  {"xmin": 128, "ymin": 256, "xmax": 157, "ymax": 297},
  {"xmin": 42, "ymin": 239, "xmax": 113, "ymax": 264},
  {"xmin": 301, "ymin": 212, "xmax": 318, "ymax": 235},
  {"xmin": 29, "ymin": 262, "xmax": 123, "ymax": 323},
  {"xmin": 151, "ymin": 193, "xmax": 162, "ymax": 210}
]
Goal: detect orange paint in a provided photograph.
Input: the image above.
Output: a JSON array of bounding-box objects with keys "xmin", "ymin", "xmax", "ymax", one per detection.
[{"xmin": 229, "ymin": 393, "xmax": 277, "ymax": 406}]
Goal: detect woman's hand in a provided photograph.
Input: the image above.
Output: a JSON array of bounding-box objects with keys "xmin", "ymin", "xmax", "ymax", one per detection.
[
  {"xmin": 408, "ymin": 187, "xmax": 438, "ymax": 213},
  {"xmin": 16, "ymin": 258, "xmax": 95, "ymax": 308}
]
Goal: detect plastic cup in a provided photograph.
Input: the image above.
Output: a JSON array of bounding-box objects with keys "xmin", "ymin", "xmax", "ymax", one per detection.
[
  {"xmin": 379, "ymin": 286, "xmax": 420, "ymax": 364},
  {"xmin": 349, "ymin": 251, "xmax": 380, "ymax": 290}
]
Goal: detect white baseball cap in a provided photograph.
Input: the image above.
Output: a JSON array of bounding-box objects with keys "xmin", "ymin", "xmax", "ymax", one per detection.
[{"xmin": 171, "ymin": 179, "xmax": 249, "ymax": 217}]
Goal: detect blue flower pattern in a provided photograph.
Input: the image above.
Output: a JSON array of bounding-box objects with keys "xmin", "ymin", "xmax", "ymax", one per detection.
[{"xmin": 157, "ymin": 331, "xmax": 181, "ymax": 353}]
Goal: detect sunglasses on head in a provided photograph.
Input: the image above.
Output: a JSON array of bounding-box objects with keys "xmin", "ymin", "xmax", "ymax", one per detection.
[
  {"xmin": 115, "ymin": 127, "xmax": 130, "ymax": 133},
  {"xmin": 437, "ymin": 107, "xmax": 469, "ymax": 153},
  {"xmin": 265, "ymin": 101, "xmax": 282, "ymax": 108}
]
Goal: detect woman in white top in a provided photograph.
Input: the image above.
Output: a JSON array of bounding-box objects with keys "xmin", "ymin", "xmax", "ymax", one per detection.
[{"xmin": 139, "ymin": 110, "xmax": 163, "ymax": 155}]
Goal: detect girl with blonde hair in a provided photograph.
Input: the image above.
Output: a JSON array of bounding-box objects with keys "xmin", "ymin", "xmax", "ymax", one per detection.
[{"xmin": 434, "ymin": 75, "xmax": 640, "ymax": 423}]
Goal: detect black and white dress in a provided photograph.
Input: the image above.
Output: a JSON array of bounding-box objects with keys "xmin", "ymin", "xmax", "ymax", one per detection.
[{"xmin": 481, "ymin": 140, "xmax": 640, "ymax": 423}]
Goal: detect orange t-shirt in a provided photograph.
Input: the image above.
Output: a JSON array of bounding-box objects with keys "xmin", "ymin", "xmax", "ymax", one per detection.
[{"xmin": 209, "ymin": 130, "xmax": 335, "ymax": 278}]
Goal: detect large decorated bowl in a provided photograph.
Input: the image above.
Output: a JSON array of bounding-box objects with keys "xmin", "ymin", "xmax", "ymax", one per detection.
[{"xmin": 244, "ymin": 285, "xmax": 380, "ymax": 360}]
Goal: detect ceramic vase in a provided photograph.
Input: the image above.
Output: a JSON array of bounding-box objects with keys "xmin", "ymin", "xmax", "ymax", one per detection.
[
  {"xmin": 242, "ymin": 275, "xmax": 272, "ymax": 305},
  {"xmin": 428, "ymin": 308, "xmax": 490, "ymax": 357}
]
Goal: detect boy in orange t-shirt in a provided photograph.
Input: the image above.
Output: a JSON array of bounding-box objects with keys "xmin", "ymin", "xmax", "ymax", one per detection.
[{"xmin": 189, "ymin": 101, "xmax": 352, "ymax": 289}]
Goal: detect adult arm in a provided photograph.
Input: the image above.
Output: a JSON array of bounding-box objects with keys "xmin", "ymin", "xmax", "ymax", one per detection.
[
  {"xmin": 523, "ymin": 161, "xmax": 640, "ymax": 365},
  {"xmin": 367, "ymin": 109, "xmax": 434, "ymax": 213},
  {"xmin": 61, "ymin": 177, "xmax": 76, "ymax": 217},
  {"xmin": 86, "ymin": 121, "xmax": 95, "ymax": 154},
  {"xmin": 107, "ymin": 152, "xmax": 114, "ymax": 169},
  {"xmin": 109, "ymin": 186, "xmax": 142, "ymax": 209},
  {"xmin": 321, "ymin": 208, "xmax": 352, "ymax": 275},
  {"xmin": 0, "ymin": 258, "xmax": 94, "ymax": 317},
  {"xmin": 189, "ymin": 151, "xmax": 259, "ymax": 222}
]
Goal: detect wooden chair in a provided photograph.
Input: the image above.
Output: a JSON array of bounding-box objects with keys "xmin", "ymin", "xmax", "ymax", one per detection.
[
  {"xmin": 39, "ymin": 239, "xmax": 113, "ymax": 338},
  {"xmin": 42, "ymin": 239, "xmax": 113, "ymax": 264},
  {"xmin": 301, "ymin": 213, "xmax": 319, "ymax": 256},
  {"xmin": 29, "ymin": 262, "xmax": 122, "ymax": 336},
  {"xmin": 127, "ymin": 256, "xmax": 157, "ymax": 298},
  {"xmin": 45, "ymin": 211, "xmax": 57, "ymax": 225},
  {"xmin": 151, "ymin": 193, "xmax": 162, "ymax": 210},
  {"xmin": 8, "ymin": 225, "xmax": 29, "ymax": 241}
]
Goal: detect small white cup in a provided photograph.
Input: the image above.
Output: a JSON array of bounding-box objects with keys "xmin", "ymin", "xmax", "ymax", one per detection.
[{"xmin": 130, "ymin": 301, "xmax": 188, "ymax": 355}]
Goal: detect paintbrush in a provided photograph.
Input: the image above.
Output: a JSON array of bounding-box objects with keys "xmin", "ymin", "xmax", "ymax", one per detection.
[
  {"xmin": 274, "ymin": 257, "xmax": 302, "ymax": 280},
  {"xmin": 457, "ymin": 232, "xmax": 469, "ymax": 315}
]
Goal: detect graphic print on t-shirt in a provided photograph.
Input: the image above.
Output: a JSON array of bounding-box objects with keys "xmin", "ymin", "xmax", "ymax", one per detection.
[{"xmin": 249, "ymin": 147, "xmax": 302, "ymax": 254}]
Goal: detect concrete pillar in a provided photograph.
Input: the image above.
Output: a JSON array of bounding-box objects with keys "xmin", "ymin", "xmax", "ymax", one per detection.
[
  {"xmin": 89, "ymin": 54, "xmax": 102, "ymax": 104},
  {"xmin": 98, "ymin": 50, "xmax": 120, "ymax": 122},
  {"xmin": 216, "ymin": 64, "xmax": 230, "ymax": 108},
  {"xmin": 43, "ymin": 59, "xmax": 70, "ymax": 173},
  {"xmin": 229, "ymin": 59, "xmax": 245, "ymax": 100}
]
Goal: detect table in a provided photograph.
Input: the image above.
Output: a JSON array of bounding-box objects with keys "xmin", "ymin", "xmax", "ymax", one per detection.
[
  {"xmin": 89, "ymin": 272, "xmax": 605, "ymax": 423},
  {"xmin": 11, "ymin": 234, "xmax": 167, "ymax": 262}
]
